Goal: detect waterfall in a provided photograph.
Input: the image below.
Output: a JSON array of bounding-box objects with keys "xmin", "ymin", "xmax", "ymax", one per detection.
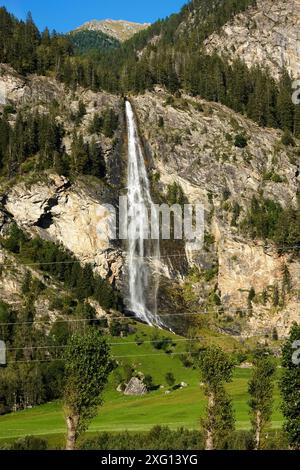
[{"xmin": 125, "ymin": 100, "xmax": 162, "ymax": 327}]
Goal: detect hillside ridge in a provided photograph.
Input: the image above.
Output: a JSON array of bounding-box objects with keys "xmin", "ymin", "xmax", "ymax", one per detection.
[{"xmin": 74, "ymin": 19, "xmax": 150, "ymax": 42}]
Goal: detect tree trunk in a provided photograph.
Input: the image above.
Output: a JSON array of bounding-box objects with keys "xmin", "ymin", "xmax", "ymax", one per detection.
[
  {"xmin": 255, "ymin": 410, "xmax": 262, "ymax": 450},
  {"xmin": 205, "ymin": 392, "xmax": 215, "ymax": 451},
  {"xmin": 66, "ymin": 414, "xmax": 79, "ymax": 450}
]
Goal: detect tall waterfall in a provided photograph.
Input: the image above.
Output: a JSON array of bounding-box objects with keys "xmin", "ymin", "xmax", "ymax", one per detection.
[{"xmin": 125, "ymin": 100, "xmax": 162, "ymax": 327}]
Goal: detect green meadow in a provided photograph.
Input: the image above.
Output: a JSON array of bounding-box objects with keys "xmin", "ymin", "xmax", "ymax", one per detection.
[{"xmin": 0, "ymin": 322, "xmax": 283, "ymax": 447}]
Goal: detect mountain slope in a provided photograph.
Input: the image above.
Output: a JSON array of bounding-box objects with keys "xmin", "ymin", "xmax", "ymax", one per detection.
[
  {"xmin": 133, "ymin": 89, "xmax": 300, "ymax": 338},
  {"xmin": 69, "ymin": 30, "xmax": 120, "ymax": 54},
  {"xmin": 74, "ymin": 19, "xmax": 150, "ymax": 42},
  {"xmin": 1, "ymin": 65, "xmax": 300, "ymax": 339},
  {"xmin": 205, "ymin": 0, "xmax": 300, "ymax": 80}
]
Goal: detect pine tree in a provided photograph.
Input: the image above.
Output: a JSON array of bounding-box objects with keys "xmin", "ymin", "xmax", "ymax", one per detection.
[
  {"xmin": 71, "ymin": 133, "xmax": 88, "ymax": 174},
  {"xmin": 88, "ymin": 139, "xmax": 106, "ymax": 178},
  {"xmin": 102, "ymin": 108, "xmax": 119, "ymax": 138},
  {"xmin": 294, "ymin": 105, "xmax": 300, "ymax": 138},
  {"xmin": 276, "ymin": 72, "xmax": 294, "ymax": 132}
]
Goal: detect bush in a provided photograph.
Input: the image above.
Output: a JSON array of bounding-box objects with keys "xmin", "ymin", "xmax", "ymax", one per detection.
[
  {"xmin": 234, "ymin": 134, "xmax": 248, "ymax": 148},
  {"xmin": 158, "ymin": 116, "xmax": 164, "ymax": 128},
  {"xmin": 281, "ymin": 130, "xmax": 295, "ymax": 147},
  {"xmin": 165, "ymin": 372, "xmax": 176, "ymax": 388},
  {"xmin": 241, "ymin": 197, "xmax": 283, "ymax": 240},
  {"xmin": 263, "ymin": 171, "xmax": 284, "ymax": 183},
  {"xmin": 165, "ymin": 96, "xmax": 175, "ymax": 106},
  {"xmin": 3, "ymin": 104, "xmax": 16, "ymax": 115},
  {"xmin": 9, "ymin": 436, "xmax": 48, "ymax": 450},
  {"xmin": 144, "ymin": 374, "xmax": 154, "ymax": 390},
  {"xmin": 81, "ymin": 426, "xmax": 203, "ymax": 450},
  {"xmin": 109, "ymin": 320, "xmax": 129, "ymax": 337},
  {"xmin": 152, "ymin": 336, "xmax": 174, "ymax": 351},
  {"xmin": 272, "ymin": 328, "xmax": 279, "ymax": 341}
]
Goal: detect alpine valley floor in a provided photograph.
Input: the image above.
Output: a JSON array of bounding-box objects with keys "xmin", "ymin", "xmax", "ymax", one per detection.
[{"xmin": 0, "ymin": 322, "xmax": 283, "ymax": 448}]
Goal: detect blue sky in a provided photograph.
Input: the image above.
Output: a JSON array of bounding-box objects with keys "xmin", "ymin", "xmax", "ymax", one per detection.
[{"xmin": 0, "ymin": 1, "xmax": 187, "ymax": 33}]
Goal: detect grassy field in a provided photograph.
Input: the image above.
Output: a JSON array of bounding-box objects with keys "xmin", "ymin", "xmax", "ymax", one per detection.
[{"xmin": 0, "ymin": 321, "xmax": 283, "ymax": 447}]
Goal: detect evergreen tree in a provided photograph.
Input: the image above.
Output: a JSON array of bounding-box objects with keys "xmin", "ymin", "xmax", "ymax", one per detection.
[
  {"xmin": 88, "ymin": 138, "xmax": 106, "ymax": 178},
  {"xmin": 71, "ymin": 133, "xmax": 89, "ymax": 174},
  {"xmin": 293, "ymin": 105, "xmax": 300, "ymax": 138},
  {"xmin": 89, "ymin": 113, "xmax": 103, "ymax": 135},
  {"xmin": 276, "ymin": 72, "xmax": 294, "ymax": 132},
  {"xmin": 21, "ymin": 271, "xmax": 32, "ymax": 296},
  {"xmin": 102, "ymin": 108, "xmax": 119, "ymax": 138}
]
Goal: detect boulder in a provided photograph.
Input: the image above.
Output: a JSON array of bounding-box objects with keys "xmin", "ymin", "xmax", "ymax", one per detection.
[{"xmin": 124, "ymin": 377, "xmax": 147, "ymax": 396}]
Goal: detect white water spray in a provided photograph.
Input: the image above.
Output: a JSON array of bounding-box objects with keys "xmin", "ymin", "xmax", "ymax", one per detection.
[{"xmin": 125, "ymin": 100, "xmax": 162, "ymax": 327}]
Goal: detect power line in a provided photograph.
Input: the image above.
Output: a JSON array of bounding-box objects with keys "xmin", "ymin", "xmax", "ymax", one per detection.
[
  {"xmin": 0, "ymin": 254, "xmax": 189, "ymax": 268},
  {"xmin": 7, "ymin": 351, "xmax": 195, "ymax": 364},
  {"xmin": 0, "ymin": 307, "xmax": 267, "ymax": 327},
  {"xmin": 0, "ymin": 243, "xmax": 299, "ymax": 269},
  {"xmin": 6, "ymin": 337, "xmax": 201, "ymax": 352}
]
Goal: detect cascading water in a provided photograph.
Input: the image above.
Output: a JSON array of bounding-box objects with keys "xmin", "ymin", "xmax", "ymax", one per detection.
[{"xmin": 125, "ymin": 100, "xmax": 163, "ymax": 327}]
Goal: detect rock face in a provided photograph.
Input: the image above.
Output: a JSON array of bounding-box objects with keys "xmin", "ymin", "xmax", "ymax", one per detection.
[
  {"xmin": 74, "ymin": 19, "xmax": 150, "ymax": 42},
  {"xmin": 124, "ymin": 377, "xmax": 147, "ymax": 396},
  {"xmin": 2, "ymin": 174, "xmax": 123, "ymax": 282},
  {"xmin": 1, "ymin": 65, "xmax": 300, "ymax": 340},
  {"xmin": 133, "ymin": 89, "xmax": 300, "ymax": 338},
  {"xmin": 0, "ymin": 65, "xmax": 124, "ymax": 285},
  {"xmin": 0, "ymin": 63, "xmax": 120, "ymax": 148},
  {"xmin": 205, "ymin": 0, "xmax": 300, "ymax": 80}
]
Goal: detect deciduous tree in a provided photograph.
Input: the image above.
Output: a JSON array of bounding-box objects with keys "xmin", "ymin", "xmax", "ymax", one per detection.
[{"xmin": 63, "ymin": 329, "xmax": 112, "ymax": 450}]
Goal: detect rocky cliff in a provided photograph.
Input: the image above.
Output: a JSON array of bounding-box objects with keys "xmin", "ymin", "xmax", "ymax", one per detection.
[
  {"xmin": 0, "ymin": 65, "xmax": 125, "ymax": 322},
  {"xmin": 133, "ymin": 89, "xmax": 300, "ymax": 338},
  {"xmin": 204, "ymin": 0, "xmax": 300, "ymax": 80},
  {"xmin": 1, "ymin": 66, "xmax": 300, "ymax": 339}
]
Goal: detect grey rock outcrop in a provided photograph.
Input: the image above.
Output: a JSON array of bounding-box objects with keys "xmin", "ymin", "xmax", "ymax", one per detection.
[
  {"xmin": 124, "ymin": 377, "xmax": 147, "ymax": 396},
  {"xmin": 205, "ymin": 0, "xmax": 300, "ymax": 80},
  {"xmin": 74, "ymin": 19, "xmax": 150, "ymax": 42},
  {"xmin": 2, "ymin": 174, "xmax": 123, "ymax": 282}
]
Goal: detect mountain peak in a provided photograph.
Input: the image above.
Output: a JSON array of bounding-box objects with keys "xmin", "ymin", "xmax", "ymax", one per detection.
[{"xmin": 74, "ymin": 19, "xmax": 150, "ymax": 42}]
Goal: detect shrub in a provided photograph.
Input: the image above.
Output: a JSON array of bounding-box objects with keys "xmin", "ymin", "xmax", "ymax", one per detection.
[
  {"xmin": 109, "ymin": 320, "xmax": 129, "ymax": 337},
  {"xmin": 234, "ymin": 134, "xmax": 248, "ymax": 148},
  {"xmin": 158, "ymin": 116, "xmax": 164, "ymax": 128},
  {"xmin": 272, "ymin": 328, "xmax": 279, "ymax": 341},
  {"xmin": 3, "ymin": 104, "xmax": 16, "ymax": 115},
  {"xmin": 281, "ymin": 130, "xmax": 295, "ymax": 147},
  {"xmin": 144, "ymin": 374, "xmax": 154, "ymax": 390},
  {"xmin": 241, "ymin": 197, "xmax": 283, "ymax": 240},
  {"xmin": 165, "ymin": 372, "xmax": 176, "ymax": 388},
  {"xmin": 263, "ymin": 171, "xmax": 284, "ymax": 183},
  {"xmin": 9, "ymin": 436, "xmax": 48, "ymax": 450}
]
